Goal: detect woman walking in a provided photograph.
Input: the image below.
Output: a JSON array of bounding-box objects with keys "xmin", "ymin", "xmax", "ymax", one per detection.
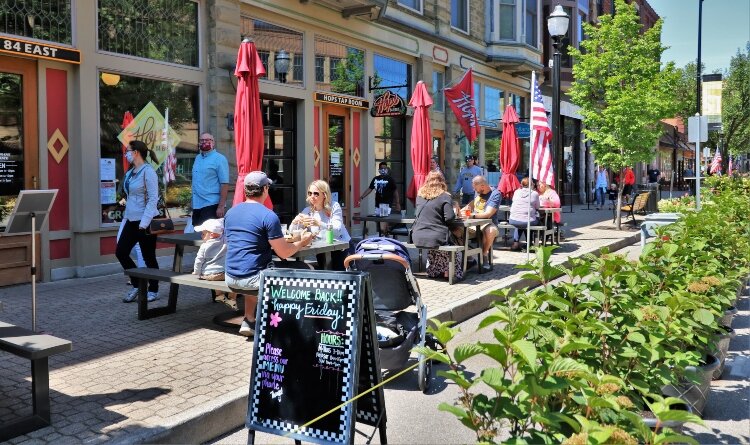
[{"xmin": 116, "ymin": 140, "xmax": 161, "ymax": 303}]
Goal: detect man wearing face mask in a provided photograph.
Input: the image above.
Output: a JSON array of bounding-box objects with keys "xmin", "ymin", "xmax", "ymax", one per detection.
[
  {"xmin": 192, "ymin": 133, "xmax": 229, "ymax": 227},
  {"xmin": 358, "ymin": 162, "xmax": 401, "ymax": 235}
]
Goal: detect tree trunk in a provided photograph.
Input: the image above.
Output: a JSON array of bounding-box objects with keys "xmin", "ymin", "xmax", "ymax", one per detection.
[{"xmin": 615, "ymin": 174, "xmax": 626, "ymax": 231}]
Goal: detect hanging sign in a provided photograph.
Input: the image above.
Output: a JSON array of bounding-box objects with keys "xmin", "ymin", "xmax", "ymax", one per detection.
[
  {"xmin": 314, "ymin": 92, "xmax": 369, "ymax": 109},
  {"xmin": 515, "ymin": 122, "xmax": 531, "ymax": 139},
  {"xmin": 370, "ymin": 91, "xmax": 406, "ymax": 117},
  {"xmin": 0, "ymin": 36, "xmax": 81, "ymax": 64},
  {"xmin": 246, "ymin": 269, "xmax": 387, "ymax": 445}
]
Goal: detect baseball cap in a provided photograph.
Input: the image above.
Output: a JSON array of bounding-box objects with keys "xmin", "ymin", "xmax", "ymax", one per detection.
[
  {"xmin": 244, "ymin": 171, "xmax": 273, "ymax": 188},
  {"xmin": 194, "ymin": 218, "xmax": 224, "ymax": 235},
  {"xmin": 465, "ymin": 155, "xmax": 477, "ymax": 161}
]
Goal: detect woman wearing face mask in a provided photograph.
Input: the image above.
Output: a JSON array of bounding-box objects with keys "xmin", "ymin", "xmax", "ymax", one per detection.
[{"xmin": 116, "ymin": 140, "xmax": 161, "ymax": 303}]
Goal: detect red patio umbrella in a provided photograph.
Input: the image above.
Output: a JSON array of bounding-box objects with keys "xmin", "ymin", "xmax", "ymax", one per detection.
[
  {"xmin": 498, "ymin": 105, "xmax": 521, "ymax": 198},
  {"xmin": 406, "ymin": 81, "xmax": 433, "ymax": 203},
  {"xmin": 233, "ymin": 38, "xmax": 271, "ymax": 208}
]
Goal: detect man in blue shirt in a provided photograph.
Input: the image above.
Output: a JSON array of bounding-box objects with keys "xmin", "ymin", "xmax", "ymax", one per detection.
[
  {"xmin": 192, "ymin": 133, "xmax": 229, "ymax": 227},
  {"xmin": 224, "ymin": 171, "xmax": 313, "ymax": 336},
  {"xmin": 454, "ymin": 155, "xmax": 483, "ymax": 206},
  {"xmin": 462, "ymin": 176, "xmax": 501, "ymax": 271}
]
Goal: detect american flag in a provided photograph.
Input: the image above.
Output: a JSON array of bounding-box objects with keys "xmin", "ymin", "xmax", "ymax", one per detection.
[
  {"xmin": 710, "ymin": 147, "xmax": 722, "ymax": 175},
  {"xmin": 530, "ymin": 71, "xmax": 555, "ymax": 186}
]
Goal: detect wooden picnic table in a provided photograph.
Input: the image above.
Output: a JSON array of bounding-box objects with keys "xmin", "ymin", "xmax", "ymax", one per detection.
[{"xmin": 353, "ymin": 214, "xmax": 415, "ymax": 237}]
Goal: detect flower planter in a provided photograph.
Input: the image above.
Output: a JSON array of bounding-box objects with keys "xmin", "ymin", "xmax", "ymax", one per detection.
[
  {"xmin": 640, "ymin": 401, "xmax": 693, "ymax": 432},
  {"xmin": 711, "ymin": 325, "xmax": 736, "ymax": 380},
  {"xmin": 736, "ymin": 277, "xmax": 749, "ymax": 304},
  {"xmin": 720, "ymin": 306, "xmax": 739, "ymax": 328},
  {"xmin": 661, "ymin": 354, "xmax": 720, "ymax": 417}
]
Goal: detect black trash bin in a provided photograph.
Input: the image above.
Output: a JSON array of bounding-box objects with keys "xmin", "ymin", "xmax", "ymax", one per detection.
[{"xmin": 644, "ymin": 183, "xmax": 659, "ymax": 213}]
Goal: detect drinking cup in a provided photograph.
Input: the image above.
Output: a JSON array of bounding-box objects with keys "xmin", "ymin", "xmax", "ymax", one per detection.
[
  {"xmin": 292, "ymin": 229, "xmax": 303, "ymax": 242},
  {"xmin": 375, "ymin": 207, "xmax": 381, "ymax": 217},
  {"xmin": 280, "ymin": 224, "xmax": 288, "ymax": 235},
  {"xmin": 400, "ymin": 210, "xmax": 406, "ymax": 217},
  {"xmin": 464, "ymin": 208, "xmax": 471, "ymax": 218}
]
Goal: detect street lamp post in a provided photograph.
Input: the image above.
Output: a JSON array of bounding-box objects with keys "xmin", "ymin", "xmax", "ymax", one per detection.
[
  {"xmin": 274, "ymin": 49, "xmax": 291, "ymax": 84},
  {"xmin": 547, "ymin": 5, "xmax": 570, "ymax": 203}
]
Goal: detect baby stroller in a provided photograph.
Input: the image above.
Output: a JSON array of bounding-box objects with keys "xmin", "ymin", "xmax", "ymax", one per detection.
[{"xmin": 344, "ymin": 237, "xmax": 440, "ymax": 393}]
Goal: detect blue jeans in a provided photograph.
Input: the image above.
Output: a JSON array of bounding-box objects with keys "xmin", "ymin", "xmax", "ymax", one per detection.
[
  {"xmin": 509, "ymin": 218, "xmax": 538, "ymax": 242},
  {"xmin": 595, "ymin": 187, "xmax": 607, "ymax": 206}
]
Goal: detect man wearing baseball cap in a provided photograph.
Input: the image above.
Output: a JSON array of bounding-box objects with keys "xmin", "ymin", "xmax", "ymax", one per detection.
[
  {"xmin": 454, "ymin": 155, "xmax": 483, "ymax": 206},
  {"xmin": 224, "ymin": 171, "xmax": 314, "ymax": 336}
]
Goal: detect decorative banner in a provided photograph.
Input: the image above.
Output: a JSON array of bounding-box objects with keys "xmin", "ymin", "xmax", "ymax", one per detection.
[
  {"xmin": 370, "ymin": 90, "xmax": 406, "ymax": 117},
  {"xmin": 117, "ymin": 102, "xmax": 181, "ymax": 169},
  {"xmin": 444, "ymin": 68, "xmax": 478, "ymax": 142}
]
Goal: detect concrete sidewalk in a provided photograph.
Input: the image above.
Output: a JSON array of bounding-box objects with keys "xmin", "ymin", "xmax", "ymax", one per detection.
[{"xmin": 0, "ymin": 206, "xmax": 639, "ymax": 444}]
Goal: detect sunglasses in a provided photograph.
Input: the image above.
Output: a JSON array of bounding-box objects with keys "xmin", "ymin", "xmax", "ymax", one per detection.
[{"xmin": 307, "ymin": 191, "xmax": 321, "ymax": 197}]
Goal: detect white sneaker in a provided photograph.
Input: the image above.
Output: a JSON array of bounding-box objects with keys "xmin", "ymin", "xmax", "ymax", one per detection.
[
  {"xmin": 147, "ymin": 291, "xmax": 159, "ymax": 302},
  {"xmin": 123, "ymin": 288, "xmax": 138, "ymax": 303},
  {"xmin": 239, "ymin": 318, "xmax": 255, "ymax": 337}
]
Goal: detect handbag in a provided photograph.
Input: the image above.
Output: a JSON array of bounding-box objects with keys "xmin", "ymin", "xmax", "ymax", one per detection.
[{"xmin": 143, "ymin": 171, "xmax": 175, "ymax": 235}]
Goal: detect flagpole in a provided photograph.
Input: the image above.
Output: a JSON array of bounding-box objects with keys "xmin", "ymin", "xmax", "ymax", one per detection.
[{"xmin": 526, "ymin": 72, "xmax": 535, "ymax": 262}]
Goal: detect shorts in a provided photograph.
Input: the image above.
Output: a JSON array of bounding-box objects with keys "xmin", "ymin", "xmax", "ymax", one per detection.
[
  {"xmin": 468, "ymin": 223, "xmax": 498, "ymax": 237},
  {"xmin": 225, "ymin": 273, "xmax": 261, "ymax": 291}
]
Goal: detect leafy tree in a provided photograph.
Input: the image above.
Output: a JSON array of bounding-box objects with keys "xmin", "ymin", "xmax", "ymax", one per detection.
[
  {"xmin": 568, "ymin": 0, "xmax": 678, "ymax": 229},
  {"xmin": 674, "ymin": 62, "xmax": 699, "ymax": 120},
  {"xmin": 723, "ymin": 43, "xmax": 750, "ymax": 160}
]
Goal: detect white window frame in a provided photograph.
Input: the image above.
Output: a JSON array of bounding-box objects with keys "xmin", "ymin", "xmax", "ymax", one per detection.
[
  {"xmin": 397, "ymin": 0, "xmax": 423, "ymax": 14},
  {"xmin": 451, "ymin": 0, "xmax": 470, "ymax": 34},
  {"xmin": 489, "ymin": 0, "xmax": 519, "ymax": 42}
]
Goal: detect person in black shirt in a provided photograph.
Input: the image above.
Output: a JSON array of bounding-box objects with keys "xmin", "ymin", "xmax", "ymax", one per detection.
[
  {"xmin": 358, "ymin": 162, "xmax": 401, "ymax": 234},
  {"xmin": 647, "ymin": 166, "xmax": 661, "ymax": 184}
]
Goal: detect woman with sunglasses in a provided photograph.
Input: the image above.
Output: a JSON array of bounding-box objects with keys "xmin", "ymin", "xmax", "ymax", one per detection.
[
  {"xmin": 116, "ymin": 140, "xmax": 161, "ymax": 303},
  {"xmin": 291, "ymin": 180, "xmax": 352, "ymax": 270}
]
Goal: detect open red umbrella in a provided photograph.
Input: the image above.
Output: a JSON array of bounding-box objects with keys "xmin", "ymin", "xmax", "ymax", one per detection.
[
  {"xmin": 406, "ymin": 81, "xmax": 433, "ymax": 203},
  {"xmin": 233, "ymin": 38, "xmax": 271, "ymax": 208},
  {"xmin": 498, "ymin": 105, "xmax": 521, "ymax": 198}
]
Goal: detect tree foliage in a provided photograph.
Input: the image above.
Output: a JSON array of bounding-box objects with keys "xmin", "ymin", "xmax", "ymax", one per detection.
[
  {"xmin": 568, "ymin": 0, "xmax": 678, "ymax": 228},
  {"xmin": 723, "ymin": 42, "xmax": 750, "ymax": 157},
  {"xmin": 674, "ymin": 62, "xmax": 699, "ymax": 120}
]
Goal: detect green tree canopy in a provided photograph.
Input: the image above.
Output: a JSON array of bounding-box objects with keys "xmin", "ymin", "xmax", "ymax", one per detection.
[
  {"xmin": 568, "ymin": 0, "xmax": 678, "ymax": 228},
  {"xmin": 723, "ymin": 42, "xmax": 750, "ymax": 157}
]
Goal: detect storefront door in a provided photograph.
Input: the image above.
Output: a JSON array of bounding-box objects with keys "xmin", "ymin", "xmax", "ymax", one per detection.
[
  {"xmin": 324, "ymin": 106, "xmax": 349, "ymax": 223},
  {"xmin": 0, "ymin": 56, "xmax": 40, "ymax": 286}
]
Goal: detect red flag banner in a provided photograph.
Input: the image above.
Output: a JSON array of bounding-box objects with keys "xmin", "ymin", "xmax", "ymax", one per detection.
[{"xmin": 444, "ymin": 68, "xmax": 478, "ymax": 143}]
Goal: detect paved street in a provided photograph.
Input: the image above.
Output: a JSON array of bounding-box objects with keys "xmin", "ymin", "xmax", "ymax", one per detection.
[{"xmin": 0, "ymin": 207, "xmax": 646, "ymax": 444}]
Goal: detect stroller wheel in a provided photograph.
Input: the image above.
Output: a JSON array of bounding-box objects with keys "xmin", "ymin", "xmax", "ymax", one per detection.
[{"xmin": 418, "ymin": 355, "xmax": 432, "ymax": 393}]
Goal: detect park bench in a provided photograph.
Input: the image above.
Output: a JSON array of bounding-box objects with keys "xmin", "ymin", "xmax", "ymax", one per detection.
[
  {"xmin": 496, "ymin": 222, "xmax": 556, "ymax": 247},
  {"xmin": 0, "ymin": 321, "xmax": 72, "ymax": 441},
  {"xmin": 614, "ymin": 191, "xmax": 651, "ymax": 227},
  {"xmin": 123, "ymin": 268, "xmax": 255, "ymax": 320}
]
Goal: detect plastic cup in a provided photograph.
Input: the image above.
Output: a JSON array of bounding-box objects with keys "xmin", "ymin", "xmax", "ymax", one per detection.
[
  {"xmin": 292, "ymin": 229, "xmax": 303, "ymax": 242},
  {"xmin": 375, "ymin": 208, "xmax": 381, "ymax": 217},
  {"xmin": 280, "ymin": 224, "xmax": 288, "ymax": 234},
  {"xmin": 400, "ymin": 210, "xmax": 406, "ymax": 217},
  {"xmin": 464, "ymin": 209, "xmax": 471, "ymax": 218}
]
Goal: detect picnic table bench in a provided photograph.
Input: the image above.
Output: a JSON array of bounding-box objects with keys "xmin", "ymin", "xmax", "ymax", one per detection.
[
  {"xmin": 403, "ymin": 243, "xmax": 468, "ymax": 285},
  {"xmin": 0, "ymin": 321, "xmax": 72, "ymax": 441}
]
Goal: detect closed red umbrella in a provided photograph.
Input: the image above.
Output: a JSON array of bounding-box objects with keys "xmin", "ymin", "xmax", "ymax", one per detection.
[
  {"xmin": 498, "ymin": 105, "xmax": 521, "ymax": 198},
  {"xmin": 120, "ymin": 111, "xmax": 134, "ymax": 170},
  {"xmin": 233, "ymin": 38, "xmax": 271, "ymax": 208},
  {"xmin": 406, "ymin": 81, "xmax": 433, "ymax": 203}
]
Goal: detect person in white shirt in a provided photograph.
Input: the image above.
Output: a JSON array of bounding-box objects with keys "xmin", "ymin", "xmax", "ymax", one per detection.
[{"xmin": 193, "ymin": 218, "xmax": 234, "ymax": 304}]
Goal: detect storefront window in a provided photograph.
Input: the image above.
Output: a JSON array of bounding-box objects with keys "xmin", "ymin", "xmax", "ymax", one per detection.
[
  {"xmin": 485, "ymin": 129, "xmax": 501, "ymax": 172},
  {"xmin": 484, "ymin": 86, "xmax": 504, "ymax": 121},
  {"xmin": 314, "ymin": 38, "xmax": 365, "ymax": 97},
  {"xmin": 98, "ymin": 72, "xmax": 199, "ymax": 225},
  {"xmin": 0, "ymin": 0, "xmax": 72, "ymax": 44},
  {"xmin": 98, "ymin": 0, "xmax": 199, "ymax": 66},
  {"xmin": 432, "ymin": 70, "xmax": 444, "ymax": 112},
  {"xmin": 373, "ymin": 54, "xmax": 411, "ymax": 204},
  {"xmin": 261, "ymin": 100, "xmax": 296, "ymax": 224},
  {"xmin": 242, "ymin": 17, "xmax": 304, "ymax": 86}
]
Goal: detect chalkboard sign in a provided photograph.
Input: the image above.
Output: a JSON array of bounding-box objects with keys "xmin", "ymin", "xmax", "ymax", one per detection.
[{"xmin": 246, "ymin": 269, "xmax": 386, "ymax": 445}]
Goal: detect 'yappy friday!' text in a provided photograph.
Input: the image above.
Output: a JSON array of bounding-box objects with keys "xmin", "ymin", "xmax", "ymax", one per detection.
[{"xmin": 268, "ymin": 284, "xmax": 346, "ymax": 330}]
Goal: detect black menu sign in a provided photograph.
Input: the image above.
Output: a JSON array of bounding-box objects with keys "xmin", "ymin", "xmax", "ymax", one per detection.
[
  {"xmin": 0, "ymin": 150, "xmax": 23, "ymax": 196},
  {"xmin": 246, "ymin": 269, "xmax": 386, "ymax": 445}
]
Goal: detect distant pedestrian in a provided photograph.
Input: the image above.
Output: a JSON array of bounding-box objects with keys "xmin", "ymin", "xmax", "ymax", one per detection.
[
  {"xmin": 430, "ymin": 156, "xmax": 441, "ymax": 173},
  {"xmin": 358, "ymin": 162, "xmax": 401, "ymax": 234},
  {"xmin": 623, "ymin": 166, "xmax": 635, "ymax": 201},
  {"xmin": 647, "ymin": 165, "xmax": 661, "ymax": 185},
  {"xmin": 192, "ymin": 133, "xmax": 229, "ymax": 227},
  {"xmin": 486, "ymin": 160, "xmax": 498, "ymax": 172},
  {"xmin": 454, "ymin": 155, "xmax": 482, "ymax": 206},
  {"xmin": 594, "ymin": 165, "xmax": 608, "ymax": 210}
]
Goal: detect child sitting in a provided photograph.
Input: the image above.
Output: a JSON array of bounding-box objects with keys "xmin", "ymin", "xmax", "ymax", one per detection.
[{"xmin": 193, "ymin": 218, "xmax": 233, "ymax": 304}]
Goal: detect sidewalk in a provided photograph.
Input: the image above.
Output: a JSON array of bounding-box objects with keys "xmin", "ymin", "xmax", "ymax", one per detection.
[{"xmin": 0, "ymin": 206, "xmax": 639, "ymax": 444}]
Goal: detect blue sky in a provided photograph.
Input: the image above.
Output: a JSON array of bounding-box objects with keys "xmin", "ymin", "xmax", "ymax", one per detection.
[{"xmin": 648, "ymin": 0, "xmax": 750, "ymax": 73}]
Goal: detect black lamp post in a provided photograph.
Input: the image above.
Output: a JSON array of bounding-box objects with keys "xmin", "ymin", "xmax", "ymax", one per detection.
[
  {"xmin": 274, "ymin": 49, "xmax": 291, "ymax": 83},
  {"xmin": 548, "ymin": 4, "xmax": 569, "ymax": 203}
]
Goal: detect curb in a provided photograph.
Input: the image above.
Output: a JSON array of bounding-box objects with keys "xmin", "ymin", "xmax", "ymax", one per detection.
[{"xmin": 121, "ymin": 233, "xmax": 639, "ymax": 444}]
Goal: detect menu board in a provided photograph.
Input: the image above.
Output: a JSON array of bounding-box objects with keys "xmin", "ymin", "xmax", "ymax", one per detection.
[
  {"xmin": 246, "ymin": 269, "xmax": 386, "ymax": 445},
  {"xmin": 0, "ymin": 151, "xmax": 23, "ymax": 196}
]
